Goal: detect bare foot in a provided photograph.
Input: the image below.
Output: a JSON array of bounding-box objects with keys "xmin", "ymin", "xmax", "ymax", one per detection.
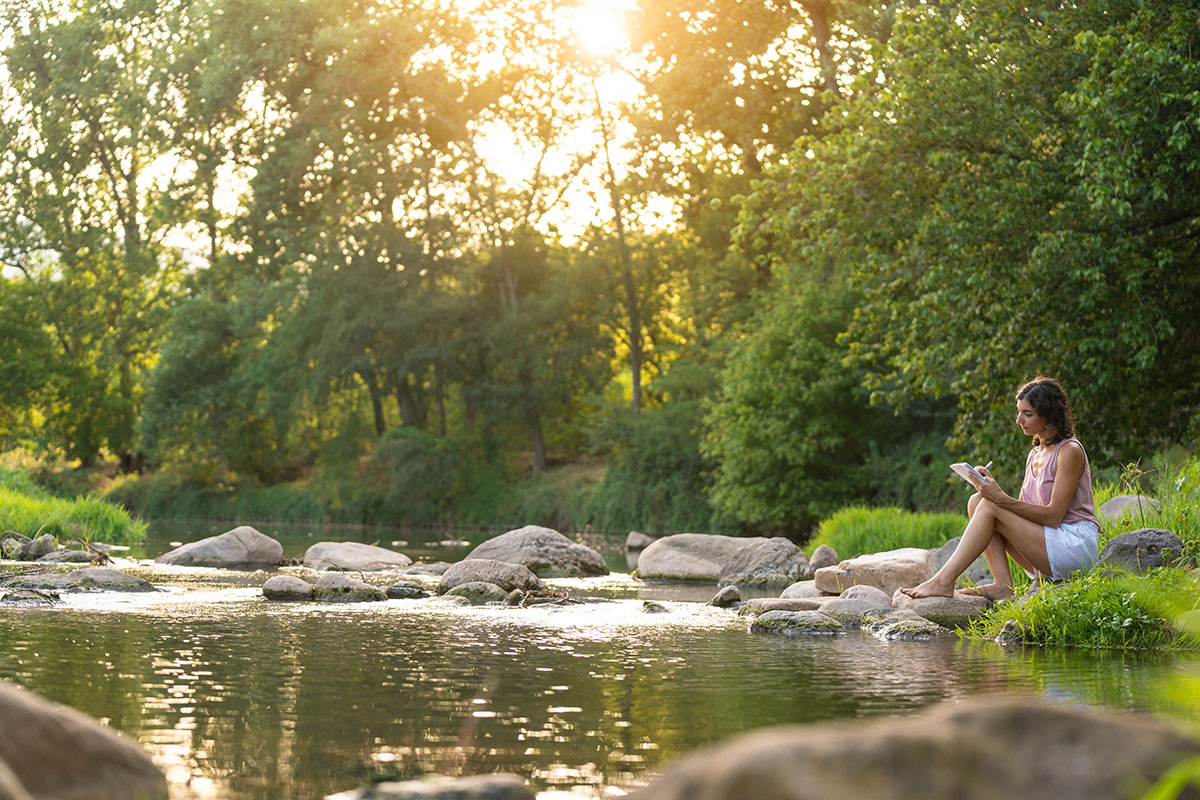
[
  {"xmin": 899, "ymin": 578, "xmax": 955, "ymax": 598},
  {"xmin": 960, "ymin": 583, "xmax": 1015, "ymax": 601}
]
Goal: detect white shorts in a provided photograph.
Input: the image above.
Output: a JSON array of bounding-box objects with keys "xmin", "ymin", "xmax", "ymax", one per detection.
[{"xmin": 1024, "ymin": 520, "xmax": 1099, "ymax": 580}]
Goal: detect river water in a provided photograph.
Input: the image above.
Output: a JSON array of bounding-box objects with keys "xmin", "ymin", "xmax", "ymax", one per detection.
[{"xmin": 0, "ymin": 521, "xmax": 1196, "ymax": 800}]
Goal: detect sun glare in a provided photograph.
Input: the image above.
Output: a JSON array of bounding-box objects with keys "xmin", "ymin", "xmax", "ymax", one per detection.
[{"xmin": 567, "ymin": 2, "xmax": 630, "ymax": 57}]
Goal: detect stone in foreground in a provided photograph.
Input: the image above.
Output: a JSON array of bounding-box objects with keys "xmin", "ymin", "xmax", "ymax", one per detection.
[
  {"xmin": 262, "ymin": 575, "xmax": 314, "ymax": 600},
  {"xmin": 1099, "ymin": 528, "xmax": 1183, "ymax": 574},
  {"xmin": 749, "ymin": 610, "xmax": 844, "ymax": 636},
  {"xmin": 3, "ymin": 568, "xmax": 155, "ymax": 593},
  {"xmin": 0, "ymin": 679, "xmax": 167, "ymax": 800},
  {"xmin": 625, "ymin": 698, "xmax": 1199, "ymax": 800},
  {"xmin": 466, "ymin": 525, "xmax": 607, "ymax": 577},
  {"xmin": 326, "ymin": 772, "xmax": 534, "ymax": 800},
  {"xmin": 813, "ymin": 548, "xmax": 938, "ymax": 597},
  {"xmin": 438, "ymin": 559, "xmax": 544, "ymax": 594},
  {"xmin": 313, "ymin": 573, "xmax": 387, "ymax": 602},
  {"xmin": 0, "ymin": 757, "xmax": 31, "ymax": 800},
  {"xmin": 156, "ymin": 525, "xmax": 282, "ymax": 568},
  {"xmin": 891, "ymin": 591, "xmax": 991, "ymax": 629},
  {"xmin": 303, "ymin": 541, "xmax": 412, "ymax": 571}
]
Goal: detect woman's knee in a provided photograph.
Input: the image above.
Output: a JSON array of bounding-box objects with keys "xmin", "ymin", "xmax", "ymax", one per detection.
[{"xmin": 967, "ymin": 493, "xmax": 982, "ymax": 517}]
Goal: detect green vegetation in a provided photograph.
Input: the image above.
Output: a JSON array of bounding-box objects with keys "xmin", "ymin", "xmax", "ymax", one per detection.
[
  {"xmin": 805, "ymin": 506, "xmax": 967, "ymax": 558},
  {"xmin": 0, "ymin": 469, "xmax": 147, "ymax": 544}
]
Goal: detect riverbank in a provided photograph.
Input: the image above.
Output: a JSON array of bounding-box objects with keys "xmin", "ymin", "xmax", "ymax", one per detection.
[{"xmin": 0, "ymin": 469, "xmax": 146, "ymax": 544}]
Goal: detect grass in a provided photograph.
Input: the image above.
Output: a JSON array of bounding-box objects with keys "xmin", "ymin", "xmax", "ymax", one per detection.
[
  {"xmin": 805, "ymin": 505, "xmax": 967, "ymax": 558},
  {"xmin": 0, "ymin": 469, "xmax": 148, "ymax": 544}
]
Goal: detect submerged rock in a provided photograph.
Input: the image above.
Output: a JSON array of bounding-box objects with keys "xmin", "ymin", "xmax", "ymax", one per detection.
[
  {"xmin": 326, "ymin": 772, "xmax": 534, "ymax": 800},
  {"xmin": 262, "ymin": 575, "xmax": 314, "ymax": 601},
  {"xmin": 303, "ymin": 541, "xmax": 413, "ymax": 571},
  {"xmin": 0, "ymin": 589, "xmax": 61, "ymax": 607},
  {"xmin": 625, "ymin": 698, "xmax": 1200, "ymax": 800},
  {"xmin": 312, "ymin": 573, "xmax": 387, "ymax": 602},
  {"xmin": 642, "ymin": 601, "xmax": 669, "ymax": 614},
  {"xmin": 156, "ymin": 525, "xmax": 283, "ymax": 568},
  {"xmin": 466, "ymin": 525, "xmax": 608, "ymax": 578},
  {"xmin": 0, "ymin": 679, "xmax": 167, "ymax": 800},
  {"xmin": 386, "ymin": 581, "xmax": 430, "ymax": 600},
  {"xmin": 438, "ymin": 559, "xmax": 544, "ymax": 594},
  {"xmin": 3, "ymin": 568, "xmax": 155, "ymax": 593},
  {"xmin": 1099, "ymin": 528, "xmax": 1183, "ymax": 574},
  {"xmin": 749, "ymin": 610, "xmax": 844, "ymax": 636},
  {"xmin": 718, "ymin": 537, "xmax": 812, "ymax": 587}
]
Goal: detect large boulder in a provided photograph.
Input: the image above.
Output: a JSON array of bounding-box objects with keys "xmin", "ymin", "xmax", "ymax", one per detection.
[
  {"xmin": 626, "ymin": 698, "xmax": 1199, "ymax": 800},
  {"xmin": 813, "ymin": 548, "xmax": 938, "ymax": 597},
  {"xmin": 466, "ymin": 526, "xmax": 607, "ymax": 577},
  {"xmin": 1099, "ymin": 528, "xmax": 1183, "ymax": 574},
  {"xmin": 303, "ymin": 542, "xmax": 412, "ymax": 571},
  {"xmin": 326, "ymin": 773, "xmax": 534, "ymax": 800},
  {"xmin": 718, "ymin": 538, "xmax": 812, "ymax": 587},
  {"xmin": 891, "ymin": 591, "xmax": 991, "ymax": 629},
  {"xmin": 155, "ymin": 525, "xmax": 282, "ymax": 568},
  {"xmin": 3, "ymin": 568, "xmax": 155, "ymax": 593},
  {"xmin": 0, "ymin": 679, "xmax": 167, "ymax": 800},
  {"xmin": 1099, "ymin": 494, "xmax": 1163, "ymax": 520},
  {"xmin": 438, "ymin": 559, "xmax": 544, "ymax": 594}
]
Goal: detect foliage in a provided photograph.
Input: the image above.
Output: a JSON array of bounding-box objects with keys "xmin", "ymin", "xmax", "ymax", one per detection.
[
  {"xmin": 1096, "ymin": 453, "xmax": 1200, "ymax": 565},
  {"xmin": 0, "ymin": 473, "xmax": 146, "ymax": 544},
  {"xmin": 806, "ymin": 506, "xmax": 966, "ymax": 558},
  {"xmin": 969, "ymin": 568, "xmax": 1199, "ymax": 650}
]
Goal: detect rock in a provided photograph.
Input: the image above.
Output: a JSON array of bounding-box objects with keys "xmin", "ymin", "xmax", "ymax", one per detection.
[
  {"xmin": 326, "ymin": 772, "xmax": 535, "ymax": 800},
  {"xmin": 626, "ymin": 531, "xmax": 655, "ymax": 550},
  {"xmin": 813, "ymin": 548, "xmax": 939, "ymax": 597},
  {"xmin": 446, "ymin": 581, "xmax": 507, "ymax": 604},
  {"xmin": 0, "ymin": 537, "xmax": 25, "ymax": 559},
  {"xmin": 865, "ymin": 610, "xmax": 947, "ymax": 641},
  {"xmin": 0, "ymin": 757, "xmax": 31, "ymax": 800},
  {"xmin": 780, "ymin": 580, "xmax": 827, "ymax": 599},
  {"xmin": 438, "ymin": 559, "xmax": 544, "ymax": 594},
  {"xmin": 312, "ymin": 572, "xmax": 387, "ymax": 602},
  {"xmin": 994, "ymin": 619, "xmax": 1029, "ymax": 646},
  {"xmin": 932, "ymin": 536, "xmax": 992, "ymax": 586},
  {"xmin": 262, "ymin": 575, "xmax": 314, "ymax": 600},
  {"xmin": 14, "ymin": 534, "xmax": 57, "ymax": 561},
  {"xmin": 400, "ymin": 562, "xmax": 452, "ymax": 576},
  {"xmin": 1099, "ymin": 528, "xmax": 1183, "ymax": 574},
  {"xmin": 625, "ymin": 698, "xmax": 1199, "ymax": 800},
  {"xmin": 466, "ymin": 525, "xmax": 608, "ymax": 577},
  {"xmin": 303, "ymin": 541, "xmax": 412, "ymax": 571},
  {"xmin": 156, "ymin": 525, "xmax": 283, "ymax": 568},
  {"xmin": 1099, "ymin": 494, "xmax": 1163, "ymax": 520},
  {"xmin": 642, "ymin": 601, "xmax": 669, "ymax": 613},
  {"xmin": 504, "ymin": 590, "xmax": 526, "ymax": 606},
  {"xmin": 386, "ymin": 581, "xmax": 430, "ymax": 600},
  {"xmin": 0, "ymin": 589, "xmax": 61, "ymax": 607},
  {"xmin": 808, "ymin": 544, "xmax": 839, "ymax": 571},
  {"xmin": 0, "ymin": 678, "xmax": 167, "ymax": 800},
  {"xmin": 36, "ymin": 550, "xmax": 93, "ymax": 564},
  {"xmin": 433, "ymin": 595, "xmax": 472, "ymax": 607},
  {"xmin": 718, "ymin": 537, "xmax": 812, "ymax": 587},
  {"xmin": 636, "ymin": 534, "xmax": 766, "ymax": 582},
  {"xmin": 3, "ymin": 568, "xmax": 155, "ymax": 592},
  {"xmin": 737, "ymin": 598, "xmax": 828, "ymax": 616},
  {"xmin": 891, "ymin": 591, "xmax": 991, "ymax": 629},
  {"xmin": 708, "ymin": 585, "xmax": 741, "ymax": 608},
  {"xmin": 820, "ymin": 585, "xmax": 894, "ymax": 626},
  {"xmin": 749, "ymin": 610, "xmax": 845, "ymax": 636}
]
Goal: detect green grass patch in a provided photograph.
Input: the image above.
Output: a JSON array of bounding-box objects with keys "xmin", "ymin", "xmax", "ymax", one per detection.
[
  {"xmin": 0, "ymin": 482, "xmax": 147, "ymax": 544},
  {"xmin": 806, "ymin": 505, "xmax": 966, "ymax": 557},
  {"xmin": 969, "ymin": 568, "xmax": 1200, "ymax": 650}
]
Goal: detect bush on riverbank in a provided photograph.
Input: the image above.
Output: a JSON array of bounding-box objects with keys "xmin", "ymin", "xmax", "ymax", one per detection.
[
  {"xmin": 0, "ymin": 469, "xmax": 147, "ymax": 544},
  {"xmin": 806, "ymin": 506, "xmax": 966, "ymax": 557}
]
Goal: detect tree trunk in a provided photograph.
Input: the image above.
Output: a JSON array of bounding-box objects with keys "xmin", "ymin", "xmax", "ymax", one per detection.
[
  {"xmin": 800, "ymin": 0, "xmax": 840, "ymax": 95},
  {"xmin": 361, "ymin": 369, "xmax": 387, "ymax": 436},
  {"xmin": 395, "ymin": 377, "xmax": 426, "ymax": 429}
]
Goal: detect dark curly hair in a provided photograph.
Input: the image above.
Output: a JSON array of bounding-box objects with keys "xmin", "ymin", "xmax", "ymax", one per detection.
[{"xmin": 1015, "ymin": 376, "xmax": 1074, "ymax": 446}]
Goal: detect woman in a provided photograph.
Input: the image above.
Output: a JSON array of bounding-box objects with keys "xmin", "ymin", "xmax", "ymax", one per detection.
[{"xmin": 900, "ymin": 376, "xmax": 1100, "ymax": 600}]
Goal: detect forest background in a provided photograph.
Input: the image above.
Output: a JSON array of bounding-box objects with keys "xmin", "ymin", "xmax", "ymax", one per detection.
[{"xmin": 1, "ymin": 0, "xmax": 1197, "ymax": 538}]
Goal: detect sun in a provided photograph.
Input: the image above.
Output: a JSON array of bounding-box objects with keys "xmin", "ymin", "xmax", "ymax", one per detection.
[{"xmin": 566, "ymin": 2, "xmax": 630, "ymax": 57}]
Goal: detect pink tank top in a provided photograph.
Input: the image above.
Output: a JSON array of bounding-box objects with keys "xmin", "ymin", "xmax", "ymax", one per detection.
[{"xmin": 1019, "ymin": 437, "xmax": 1098, "ymax": 526}]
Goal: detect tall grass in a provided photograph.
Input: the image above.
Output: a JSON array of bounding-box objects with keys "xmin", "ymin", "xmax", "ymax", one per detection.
[
  {"xmin": 0, "ymin": 481, "xmax": 147, "ymax": 544},
  {"xmin": 805, "ymin": 506, "xmax": 967, "ymax": 557}
]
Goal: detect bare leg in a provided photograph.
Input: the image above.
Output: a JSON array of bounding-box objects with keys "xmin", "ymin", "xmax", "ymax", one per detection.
[{"xmin": 901, "ymin": 500, "xmax": 1050, "ymax": 598}]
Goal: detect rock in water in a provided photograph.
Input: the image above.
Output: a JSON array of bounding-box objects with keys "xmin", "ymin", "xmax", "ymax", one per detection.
[
  {"xmin": 36, "ymin": 550, "xmax": 93, "ymax": 564},
  {"xmin": 1099, "ymin": 528, "xmax": 1183, "ymax": 574},
  {"xmin": 626, "ymin": 531, "xmax": 655, "ymax": 550},
  {"xmin": 313, "ymin": 573, "xmax": 387, "ymax": 602},
  {"xmin": 438, "ymin": 559, "xmax": 544, "ymax": 594},
  {"xmin": 155, "ymin": 525, "xmax": 283, "ymax": 568},
  {"xmin": 4, "ymin": 568, "xmax": 156, "ymax": 593},
  {"xmin": 625, "ymin": 698, "xmax": 1200, "ymax": 800},
  {"xmin": 303, "ymin": 541, "xmax": 412, "ymax": 571},
  {"xmin": 386, "ymin": 581, "xmax": 430, "ymax": 600},
  {"xmin": 445, "ymin": 581, "xmax": 507, "ymax": 604},
  {"xmin": 718, "ymin": 538, "xmax": 812, "ymax": 587},
  {"xmin": 736, "ymin": 598, "xmax": 828, "ymax": 616},
  {"xmin": 749, "ymin": 610, "xmax": 845, "ymax": 636},
  {"xmin": 262, "ymin": 575, "xmax": 314, "ymax": 600},
  {"xmin": 466, "ymin": 525, "xmax": 608, "ymax": 577},
  {"xmin": 708, "ymin": 585, "xmax": 741, "ymax": 608},
  {"xmin": 13, "ymin": 534, "xmax": 57, "ymax": 561},
  {"xmin": 891, "ymin": 591, "xmax": 990, "ymax": 629},
  {"xmin": 0, "ymin": 679, "xmax": 166, "ymax": 800}
]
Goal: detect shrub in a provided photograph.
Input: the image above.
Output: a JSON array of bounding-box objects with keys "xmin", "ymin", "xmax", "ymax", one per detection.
[
  {"xmin": 0, "ymin": 484, "xmax": 147, "ymax": 544},
  {"xmin": 806, "ymin": 506, "xmax": 966, "ymax": 557}
]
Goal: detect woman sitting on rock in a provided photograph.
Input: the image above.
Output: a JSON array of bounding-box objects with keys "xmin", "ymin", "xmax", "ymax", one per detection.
[{"xmin": 900, "ymin": 376, "xmax": 1100, "ymax": 600}]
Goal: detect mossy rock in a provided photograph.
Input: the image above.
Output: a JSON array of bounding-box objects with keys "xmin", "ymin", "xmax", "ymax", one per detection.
[{"xmin": 749, "ymin": 610, "xmax": 844, "ymax": 636}]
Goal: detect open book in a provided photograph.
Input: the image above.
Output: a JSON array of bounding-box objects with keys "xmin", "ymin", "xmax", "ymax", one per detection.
[{"xmin": 950, "ymin": 462, "xmax": 987, "ymax": 484}]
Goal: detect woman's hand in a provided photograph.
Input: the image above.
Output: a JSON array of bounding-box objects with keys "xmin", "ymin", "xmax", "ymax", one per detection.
[{"xmin": 974, "ymin": 467, "xmax": 1006, "ymax": 501}]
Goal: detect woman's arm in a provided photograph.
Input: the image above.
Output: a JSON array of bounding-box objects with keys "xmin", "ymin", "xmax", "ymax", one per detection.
[{"xmin": 975, "ymin": 442, "xmax": 1086, "ymax": 527}]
